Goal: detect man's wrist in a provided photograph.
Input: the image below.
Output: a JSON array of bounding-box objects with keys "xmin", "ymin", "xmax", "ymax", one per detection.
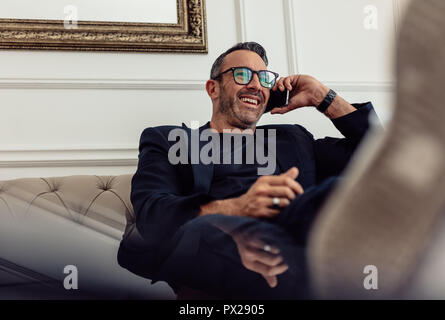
[
  {"xmin": 313, "ymin": 85, "xmax": 330, "ymax": 107},
  {"xmin": 324, "ymin": 95, "xmax": 357, "ymax": 119},
  {"xmin": 316, "ymin": 89, "xmax": 337, "ymax": 113},
  {"xmin": 311, "ymin": 84, "xmax": 357, "ymax": 119},
  {"xmin": 198, "ymin": 198, "xmax": 238, "ymax": 216}
]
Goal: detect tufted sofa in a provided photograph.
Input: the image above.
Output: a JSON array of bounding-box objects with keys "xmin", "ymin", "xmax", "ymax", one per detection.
[{"xmin": 0, "ymin": 174, "xmax": 175, "ymax": 299}]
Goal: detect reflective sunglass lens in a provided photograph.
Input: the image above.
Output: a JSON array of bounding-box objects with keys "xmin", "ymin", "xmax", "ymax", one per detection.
[
  {"xmin": 233, "ymin": 68, "xmax": 252, "ymax": 84},
  {"xmin": 259, "ymin": 71, "xmax": 276, "ymax": 88},
  {"xmin": 231, "ymin": 68, "xmax": 277, "ymax": 88}
]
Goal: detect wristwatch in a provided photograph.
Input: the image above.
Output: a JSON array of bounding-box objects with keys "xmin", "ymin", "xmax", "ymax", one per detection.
[{"xmin": 316, "ymin": 89, "xmax": 337, "ymax": 113}]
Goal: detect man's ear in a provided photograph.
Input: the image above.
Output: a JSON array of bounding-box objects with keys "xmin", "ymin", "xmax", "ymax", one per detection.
[{"xmin": 206, "ymin": 79, "xmax": 220, "ymax": 99}]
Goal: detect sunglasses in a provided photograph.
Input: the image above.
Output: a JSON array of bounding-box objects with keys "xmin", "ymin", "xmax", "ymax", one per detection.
[{"xmin": 212, "ymin": 66, "xmax": 279, "ymax": 89}]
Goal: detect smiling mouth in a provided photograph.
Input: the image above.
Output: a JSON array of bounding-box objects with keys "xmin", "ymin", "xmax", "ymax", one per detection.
[{"xmin": 239, "ymin": 96, "xmax": 261, "ymax": 107}]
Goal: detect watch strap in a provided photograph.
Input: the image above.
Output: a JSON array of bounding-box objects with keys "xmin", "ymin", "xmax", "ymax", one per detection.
[{"xmin": 316, "ymin": 89, "xmax": 337, "ymax": 113}]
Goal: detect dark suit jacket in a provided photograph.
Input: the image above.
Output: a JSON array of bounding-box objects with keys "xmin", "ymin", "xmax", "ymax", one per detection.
[{"xmin": 118, "ymin": 102, "xmax": 377, "ymax": 280}]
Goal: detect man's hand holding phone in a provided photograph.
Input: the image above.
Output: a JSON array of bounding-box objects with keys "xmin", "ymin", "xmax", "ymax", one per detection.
[
  {"xmin": 265, "ymin": 88, "xmax": 289, "ymax": 113},
  {"xmin": 269, "ymin": 74, "xmax": 330, "ymax": 115}
]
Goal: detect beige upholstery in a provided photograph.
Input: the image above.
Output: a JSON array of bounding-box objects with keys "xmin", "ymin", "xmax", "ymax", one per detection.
[
  {"xmin": 0, "ymin": 175, "xmax": 134, "ymax": 240},
  {"xmin": 0, "ymin": 174, "xmax": 177, "ymax": 299}
]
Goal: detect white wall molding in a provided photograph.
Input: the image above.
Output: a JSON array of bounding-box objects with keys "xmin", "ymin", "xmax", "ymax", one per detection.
[
  {"xmin": 283, "ymin": 0, "xmax": 299, "ymax": 75},
  {"xmin": 235, "ymin": 0, "xmax": 247, "ymax": 43},
  {"xmin": 0, "ymin": 148, "xmax": 138, "ymax": 168},
  {"xmin": 0, "ymin": 77, "xmax": 394, "ymax": 92},
  {"xmin": 325, "ymin": 81, "xmax": 395, "ymax": 93},
  {"xmin": 0, "ymin": 78, "xmax": 206, "ymax": 90},
  {"xmin": 281, "ymin": 0, "xmax": 397, "ymax": 89}
]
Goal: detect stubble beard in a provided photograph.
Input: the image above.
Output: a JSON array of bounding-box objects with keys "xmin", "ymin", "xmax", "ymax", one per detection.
[{"xmin": 218, "ymin": 87, "xmax": 264, "ymax": 130}]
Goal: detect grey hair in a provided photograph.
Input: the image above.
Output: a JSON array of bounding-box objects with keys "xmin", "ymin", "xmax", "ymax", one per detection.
[{"xmin": 210, "ymin": 42, "xmax": 269, "ymax": 79}]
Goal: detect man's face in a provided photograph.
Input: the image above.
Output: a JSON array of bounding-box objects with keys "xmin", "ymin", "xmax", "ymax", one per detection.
[{"xmin": 216, "ymin": 50, "xmax": 270, "ymax": 129}]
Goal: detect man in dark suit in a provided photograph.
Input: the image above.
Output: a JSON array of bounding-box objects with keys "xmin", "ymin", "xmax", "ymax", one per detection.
[{"xmin": 118, "ymin": 42, "xmax": 378, "ymax": 299}]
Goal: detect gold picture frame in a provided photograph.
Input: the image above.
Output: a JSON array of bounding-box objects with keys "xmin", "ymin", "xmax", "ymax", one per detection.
[{"xmin": 0, "ymin": 0, "xmax": 207, "ymax": 53}]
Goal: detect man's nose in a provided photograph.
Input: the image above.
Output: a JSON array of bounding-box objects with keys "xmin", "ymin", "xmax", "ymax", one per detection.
[{"xmin": 246, "ymin": 73, "xmax": 261, "ymax": 90}]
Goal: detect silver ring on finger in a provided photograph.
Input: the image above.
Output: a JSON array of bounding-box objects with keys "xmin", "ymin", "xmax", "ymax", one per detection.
[
  {"xmin": 272, "ymin": 197, "xmax": 280, "ymax": 208},
  {"xmin": 263, "ymin": 244, "xmax": 272, "ymax": 252}
]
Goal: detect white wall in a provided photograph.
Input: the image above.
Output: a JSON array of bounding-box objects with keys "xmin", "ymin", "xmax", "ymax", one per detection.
[{"xmin": 0, "ymin": 0, "xmax": 408, "ymax": 180}]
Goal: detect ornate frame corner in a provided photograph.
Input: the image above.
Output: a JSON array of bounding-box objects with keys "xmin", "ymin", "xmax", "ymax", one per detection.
[{"xmin": 0, "ymin": 0, "xmax": 207, "ymax": 53}]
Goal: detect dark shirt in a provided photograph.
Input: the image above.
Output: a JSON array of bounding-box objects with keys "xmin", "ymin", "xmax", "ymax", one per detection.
[{"xmin": 208, "ymin": 131, "xmax": 282, "ymax": 199}]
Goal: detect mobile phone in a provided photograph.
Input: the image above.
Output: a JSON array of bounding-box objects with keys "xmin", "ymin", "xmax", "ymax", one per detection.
[{"xmin": 265, "ymin": 89, "xmax": 289, "ymax": 113}]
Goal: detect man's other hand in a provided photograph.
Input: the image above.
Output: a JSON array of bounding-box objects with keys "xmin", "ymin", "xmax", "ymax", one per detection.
[{"xmin": 199, "ymin": 167, "xmax": 303, "ymax": 217}]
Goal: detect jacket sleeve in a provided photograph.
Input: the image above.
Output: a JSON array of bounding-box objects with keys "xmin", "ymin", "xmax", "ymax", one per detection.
[
  {"xmin": 131, "ymin": 127, "xmax": 213, "ymax": 255},
  {"xmin": 311, "ymin": 102, "xmax": 380, "ymax": 182}
]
